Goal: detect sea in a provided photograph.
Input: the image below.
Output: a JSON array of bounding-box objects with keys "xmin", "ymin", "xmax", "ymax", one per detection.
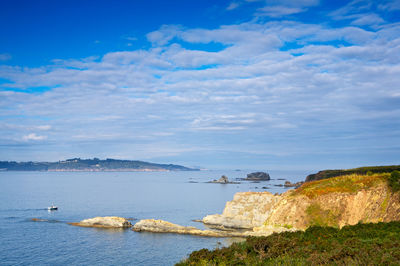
[{"xmin": 0, "ymin": 170, "xmax": 311, "ymax": 265}]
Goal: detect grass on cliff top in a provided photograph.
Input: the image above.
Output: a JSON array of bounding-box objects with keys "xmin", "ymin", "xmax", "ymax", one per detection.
[
  {"xmin": 306, "ymin": 165, "xmax": 400, "ymax": 182},
  {"xmin": 177, "ymin": 221, "xmax": 400, "ymax": 266},
  {"xmin": 292, "ymin": 173, "xmax": 389, "ymax": 199}
]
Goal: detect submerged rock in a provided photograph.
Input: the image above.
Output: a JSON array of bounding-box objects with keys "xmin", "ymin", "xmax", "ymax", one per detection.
[
  {"xmin": 69, "ymin": 216, "xmax": 132, "ymax": 228},
  {"xmin": 245, "ymin": 172, "xmax": 270, "ymax": 181}
]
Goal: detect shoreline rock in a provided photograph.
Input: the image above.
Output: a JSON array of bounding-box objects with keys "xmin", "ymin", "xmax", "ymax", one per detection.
[
  {"xmin": 69, "ymin": 216, "xmax": 132, "ymax": 228},
  {"xmin": 132, "ymin": 219, "xmax": 296, "ymax": 237},
  {"xmin": 132, "ymin": 219, "xmax": 247, "ymax": 237}
]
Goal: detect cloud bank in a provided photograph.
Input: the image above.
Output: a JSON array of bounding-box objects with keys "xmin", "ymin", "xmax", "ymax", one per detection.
[{"xmin": 0, "ymin": 1, "xmax": 399, "ymax": 169}]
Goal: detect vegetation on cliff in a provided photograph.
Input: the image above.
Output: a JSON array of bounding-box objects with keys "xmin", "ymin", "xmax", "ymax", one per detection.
[
  {"xmin": 293, "ymin": 173, "xmax": 388, "ymax": 199},
  {"xmin": 389, "ymin": 170, "xmax": 400, "ymax": 192},
  {"xmin": 305, "ymin": 165, "xmax": 400, "ymax": 182},
  {"xmin": 0, "ymin": 158, "xmax": 198, "ymax": 171},
  {"xmin": 177, "ymin": 221, "xmax": 400, "ymax": 265}
]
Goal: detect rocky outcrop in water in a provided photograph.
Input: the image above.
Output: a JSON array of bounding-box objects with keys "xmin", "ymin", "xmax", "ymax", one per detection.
[
  {"xmin": 211, "ymin": 175, "xmax": 229, "ymax": 183},
  {"xmin": 69, "ymin": 216, "xmax": 132, "ymax": 228},
  {"xmin": 209, "ymin": 175, "xmax": 240, "ymax": 184},
  {"xmin": 245, "ymin": 172, "xmax": 270, "ymax": 181}
]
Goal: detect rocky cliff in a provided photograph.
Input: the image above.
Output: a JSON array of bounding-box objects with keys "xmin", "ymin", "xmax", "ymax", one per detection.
[{"xmin": 203, "ymin": 173, "xmax": 400, "ymax": 233}]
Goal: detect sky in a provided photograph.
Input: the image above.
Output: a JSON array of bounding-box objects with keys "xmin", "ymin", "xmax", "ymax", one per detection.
[{"xmin": 0, "ymin": 0, "xmax": 400, "ymax": 170}]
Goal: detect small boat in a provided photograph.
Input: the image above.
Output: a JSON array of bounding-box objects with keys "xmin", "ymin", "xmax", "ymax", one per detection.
[{"xmin": 48, "ymin": 205, "xmax": 58, "ymax": 211}]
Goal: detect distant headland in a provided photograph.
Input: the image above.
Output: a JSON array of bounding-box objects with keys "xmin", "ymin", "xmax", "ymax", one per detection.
[{"xmin": 0, "ymin": 158, "xmax": 199, "ymax": 172}]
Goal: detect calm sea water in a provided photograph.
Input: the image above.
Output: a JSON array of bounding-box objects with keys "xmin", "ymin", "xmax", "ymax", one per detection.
[{"xmin": 0, "ymin": 170, "xmax": 311, "ymax": 265}]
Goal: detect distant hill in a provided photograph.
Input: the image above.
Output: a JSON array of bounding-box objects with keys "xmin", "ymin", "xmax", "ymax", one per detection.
[
  {"xmin": 0, "ymin": 158, "xmax": 199, "ymax": 172},
  {"xmin": 305, "ymin": 165, "xmax": 400, "ymax": 182}
]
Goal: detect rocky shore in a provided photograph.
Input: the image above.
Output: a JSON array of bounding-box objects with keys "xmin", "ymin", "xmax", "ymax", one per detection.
[
  {"xmin": 51, "ymin": 172, "xmax": 400, "ymax": 239},
  {"xmin": 132, "ymin": 173, "xmax": 400, "ymax": 236}
]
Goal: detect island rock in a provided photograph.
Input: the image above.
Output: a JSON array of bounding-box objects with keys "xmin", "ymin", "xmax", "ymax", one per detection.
[
  {"xmin": 69, "ymin": 216, "xmax": 132, "ymax": 228},
  {"xmin": 245, "ymin": 172, "xmax": 270, "ymax": 181}
]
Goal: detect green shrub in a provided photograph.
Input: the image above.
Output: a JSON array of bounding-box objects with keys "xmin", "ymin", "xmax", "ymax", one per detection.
[
  {"xmin": 388, "ymin": 170, "xmax": 400, "ymax": 192},
  {"xmin": 177, "ymin": 222, "xmax": 400, "ymax": 265}
]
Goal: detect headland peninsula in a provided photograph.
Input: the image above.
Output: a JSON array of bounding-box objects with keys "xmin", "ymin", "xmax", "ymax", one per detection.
[{"xmin": 0, "ymin": 158, "xmax": 198, "ymax": 172}]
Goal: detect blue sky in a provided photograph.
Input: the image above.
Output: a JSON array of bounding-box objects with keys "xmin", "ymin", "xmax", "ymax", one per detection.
[{"xmin": 0, "ymin": 0, "xmax": 400, "ymax": 170}]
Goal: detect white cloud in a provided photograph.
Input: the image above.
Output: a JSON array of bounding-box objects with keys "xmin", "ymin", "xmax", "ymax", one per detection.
[
  {"xmin": 351, "ymin": 13, "xmax": 385, "ymax": 26},
  {"xmin": 256, "ymin": 6, "xmax": 306, "ymax": 17},
  {"xmin": 1, "ymin": 8, "xmax": 400, "ymax": 166},
  {"xmin": 35, "ymin": 125, "xmax": 52, "ymax": 131},
  {"xmin": 22, "ymin": 133, "xmax": 47, "ymax": 141},
  {"xmin": 146, "ymin": 25, "xmax": 183, "ymax": 46}
]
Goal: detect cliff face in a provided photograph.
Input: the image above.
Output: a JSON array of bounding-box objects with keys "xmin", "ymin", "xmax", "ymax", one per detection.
[
  {"xmin": 203, "ymin": 192, "xmax": 281, "ymax": 229},
  {"xmin": 203, "ymin": 174, "xmax": 400, "ymax": 232}
]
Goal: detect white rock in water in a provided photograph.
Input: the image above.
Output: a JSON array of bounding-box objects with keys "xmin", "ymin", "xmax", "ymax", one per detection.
[
  {"xmin": 70, "ymin": 216, "xmax": 132, "ymax": 228},
  {"xmin": 133, "ymin": 219, "xmax": 246, "ymax": 237}
]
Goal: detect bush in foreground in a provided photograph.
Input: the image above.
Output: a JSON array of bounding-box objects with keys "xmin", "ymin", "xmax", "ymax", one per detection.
[{"xmin": 177, "ymin": 221, "xmax": 400, "ymax": 265}]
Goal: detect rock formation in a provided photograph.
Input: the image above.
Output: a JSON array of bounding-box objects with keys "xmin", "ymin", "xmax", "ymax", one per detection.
[
  {"xmin": 209, "ymin": 175, "xmax": 240, "ymax": 184},
  {"xmin": 204, "ymin": 174, "xmax": 400, "ymax": 232},
  {"xmin": 133, "ymin": 219, "xmax": 248, "ymax": 237},
  {"xmin": 210, "ymin": 175, "xmax": 229, "ymax": 183},
  {"xmin": 203, "ymin": 192, "xmax": 280, "ymax": 229},
  {"xmin": 132, "ymin": 219, "xmax": 296, "ymax": 237},
  {"xmin": 69, "ymin": 216, "xmax": 132, "ymax": 228},
  {"xmin": 245, "ymin": 172, "xmax": 270, "ymax": 181}
]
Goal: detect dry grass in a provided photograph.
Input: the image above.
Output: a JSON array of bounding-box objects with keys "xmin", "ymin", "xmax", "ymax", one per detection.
[{"xmin": 292, "ymin": 173, "xmax": 389, "ymax": 199}]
